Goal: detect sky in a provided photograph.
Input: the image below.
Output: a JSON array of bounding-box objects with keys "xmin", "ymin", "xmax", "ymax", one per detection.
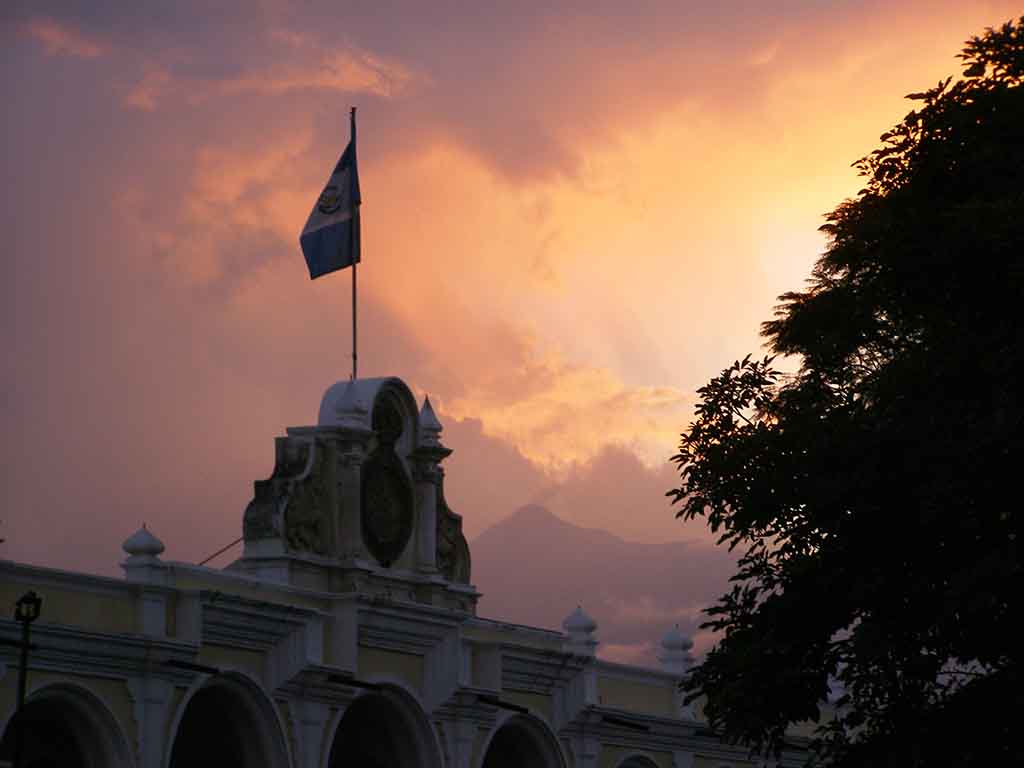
[{"xmin": 1, "ymin": 1, "xmax": 1018, "ymax": 646}]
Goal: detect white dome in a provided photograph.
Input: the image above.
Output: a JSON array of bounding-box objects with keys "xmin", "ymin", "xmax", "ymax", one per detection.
[
  {"xmin": 562, "ymin": 605, "xmax": 597, "ymax": 634},
  {"xmin": 122, "ymin": 525, "xmax": 165, "ymax": 558},
  {"xmin": 658, "ymin": 624, "xmax": 694, "ymax": 676},
  {"xmin": 661, "ymin": 624, "xmax": 694, "ymax": 652},
  {"xmin": 317, "ymin": 377, "xmax": 420, "ymax": 435},
  {"xmin": 318, "ymin": 379, "xmax": 371, "ymax": 428}
]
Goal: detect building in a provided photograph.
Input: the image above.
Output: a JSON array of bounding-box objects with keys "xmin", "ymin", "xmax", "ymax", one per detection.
[{"xmin": 0, "ymin": 376, "xmax": 807, "ymax": 767}]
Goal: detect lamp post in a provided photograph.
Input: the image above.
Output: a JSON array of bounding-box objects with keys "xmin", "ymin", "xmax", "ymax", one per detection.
[{"xmin": 12, "ymin": 591, "xmax": 42, "ymax": 768}]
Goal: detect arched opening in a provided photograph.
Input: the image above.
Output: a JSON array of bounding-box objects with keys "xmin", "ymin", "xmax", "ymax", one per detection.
[
  {"xmin": 617, "ymin": 755, "xmax": 660, "ymax": 768},
  {"xmin": 328, "ymin": 689, "xmax": 438, "ymax": 768},
  {"xmin": 168, "ymin": 675, "xmax": 288, "ymax": 768},
  {"xmin": 480, "ymin": 714, "xmax": 563, "ymax": 768},
  {"xmin": 0, "ymin": 685, "xmax": 131, "ymax": 768}
]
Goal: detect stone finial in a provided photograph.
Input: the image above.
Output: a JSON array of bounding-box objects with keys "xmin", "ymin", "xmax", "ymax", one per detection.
[
  {"xmin": 562, "ymin": 605, "xmax": 598, "ymax": 657},
  {"xmin": 122, "ymin": 524, "xmax": 165, "ymax": 563},
  {"xmin": 122, "ymin": 524, "xmax": 168, "ymax": 585},
  {"xmin": 419, "ymin": 396, "xmax": 443, "ymax": 447},
  {"xmin": 658, "ymin": 624, "xmax": 694, "ymax": 675}
]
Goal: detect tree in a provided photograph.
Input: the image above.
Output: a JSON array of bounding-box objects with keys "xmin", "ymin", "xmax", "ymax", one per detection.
[{"xmin": 669, "ymin": 19, "xmax": 1024, "ymax": 767}]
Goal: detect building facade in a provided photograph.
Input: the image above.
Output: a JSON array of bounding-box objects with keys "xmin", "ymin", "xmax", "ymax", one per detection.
[{"xmin": 0, "ymin": 377, "xmax": 806, "ymax": 768}]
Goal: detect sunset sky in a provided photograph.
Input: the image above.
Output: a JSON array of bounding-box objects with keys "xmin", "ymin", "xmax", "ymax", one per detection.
[{"xmin": 2, "ymin": 2, "xmax": 1018, "ymax": 645}]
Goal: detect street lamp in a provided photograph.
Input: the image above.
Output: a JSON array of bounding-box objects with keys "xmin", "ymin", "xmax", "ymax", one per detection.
[
  {"xmin": 14, "ymin": 592, "xmax": 41, "ymax": 625},
  {"xmin": 12, "ymin": 591, "xmax": 42, "ymax": 768}
]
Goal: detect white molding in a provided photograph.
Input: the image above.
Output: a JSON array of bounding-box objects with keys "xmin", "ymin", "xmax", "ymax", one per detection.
[{"xmin": 0, "ymin": 618, "xmax": 194, "ymax": 681}]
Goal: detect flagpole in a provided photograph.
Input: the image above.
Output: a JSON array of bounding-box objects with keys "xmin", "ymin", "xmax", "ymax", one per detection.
[
  {"xmin": 350, "ymin": 106, "xmax": 358, "ymax": 381},
  {"xmin": 352, "ymin": 260, "xmax": 358, "ymax": 380}
]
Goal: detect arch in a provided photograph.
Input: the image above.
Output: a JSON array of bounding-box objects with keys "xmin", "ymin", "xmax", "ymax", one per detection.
[
  {"xmin": 478, "ymin": 712, "xmax": 565, "ymax": 768},
  {"xmin": 615, "ymin": 753, "xmax": 660, "ymax": 768},
  {"xmin": 325, "ymin": 683, "xmax": 442, "ymax": 768},
  {"xmin": 166, "ymin": 671, "xmax": 290, "ymax": 768},
  {"xmin": 0, "ymin": 681, "xmax": 134, "ymax": 768},
  {"xmin": 317, "ymin": 376, "xmax": 421, "ymax": 452}
]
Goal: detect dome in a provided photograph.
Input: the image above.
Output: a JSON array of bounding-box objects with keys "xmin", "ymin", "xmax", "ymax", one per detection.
[
  {"xmin": 317, "ymin": 377, "xmax": 418, "ymax": 435},
  {"xmin": 562, "ymin": 605, "xmax": 599, "ymax": 657},
  {"xmin": 122, "ymin": 525, "xmax": 165, "ymax": 559},
  {"xmin": 658, "ymin": 624, "xmax": 694, "ymax": 676},
  {"xmin": 562, "ymin": 605, "xmax": 597, "ymax": 634},
  {"xmin": 661, "ymin": 624, "xmax": 694, "ymax": 652}
]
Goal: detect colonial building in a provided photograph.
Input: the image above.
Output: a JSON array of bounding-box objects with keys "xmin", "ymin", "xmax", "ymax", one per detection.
[{"xmin": 0, "ymin": 377, "xmax": 807, "ymax": 768}]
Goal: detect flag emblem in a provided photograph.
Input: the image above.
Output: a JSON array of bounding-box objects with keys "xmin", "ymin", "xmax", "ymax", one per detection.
[{"xmin": 318, "ymin": 186, "xmax": 341, "ymax": 214}]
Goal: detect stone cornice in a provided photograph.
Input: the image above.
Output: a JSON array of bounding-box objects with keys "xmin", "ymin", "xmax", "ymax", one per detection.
[
  {"xmin": 0, "ymin": 618, "xmax": 195, "ymax": 682},
  {"xmin": 593, "ymin": 658, "xmax": 682, "ymax": 686},
  {"xmin": 200, "ymin": 590, "xmax": 321, "ymax": 651},
  {"xmin": 0, "ymin": 559, "xmax": 140, "ymax": 597},
  {"xmin": 560, "ymin": 704, "xmax": 698, "ymax": 753}
]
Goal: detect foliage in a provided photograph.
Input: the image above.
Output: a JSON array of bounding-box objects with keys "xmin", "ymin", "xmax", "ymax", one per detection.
[{"xmin": 669, "ymin": 18, "xmax": 1024, "ymax": 766}]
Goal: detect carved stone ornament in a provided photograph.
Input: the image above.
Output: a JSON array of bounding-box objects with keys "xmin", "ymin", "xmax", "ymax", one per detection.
[
  {"xmin": 436, "ymin": 476, "xmax": 471, "ymax": 584},
  {"xmin": 361, "ymin": 394, "xmax": 414, "ymax": 567},
  {"xmin": 243, "ymin": 438, "xmax": 312, "ymax": 542},
  {"xmin": 284, "ymin": 447, "xmax": 328, "ymax": 555},
  {"xmin": 243, "ymin": 437, "xmax": 332, "ymax": 556}
]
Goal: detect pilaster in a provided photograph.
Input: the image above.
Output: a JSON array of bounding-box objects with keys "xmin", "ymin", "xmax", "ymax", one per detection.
[
  {"xmin": 439, "ymin": 717, "xmax": 478, "ymax": 768},
  {"xmin": 336, "ymin": 443, "xmax": 368, "ymax": 561},
  {"xmin": 569, "ymin": 734, "xmax": 600, "ymax": 768},
  {"xmin": 127, "ymin": 676, "xmax": 174, "ymax": 768},
  {"xmin": 288, "ymin": 699, "xmax": 331, "ymax": 768},
  {"xmin": 412, "ymin": 459, "xmax": 442, "ymax": 573}
]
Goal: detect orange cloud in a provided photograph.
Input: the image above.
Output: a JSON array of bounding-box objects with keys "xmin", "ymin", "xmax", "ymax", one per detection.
[
  {"xmin": 143, "ymin": 117, "xmax": 694, "ymax": 469},
  {"xmin": 134, "ymin": 0, "xmax": 1000, "ymax": 473},
  {"xmin": 8, "ymin": 0, "xmax": 1022, "ymax": 582}
]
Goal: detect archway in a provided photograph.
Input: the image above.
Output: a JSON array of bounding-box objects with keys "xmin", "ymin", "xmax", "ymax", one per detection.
[
  {"xmin": 327, "ymin": 688, "xmax": 439, "ymax": 768},
  {"xmin": 168, "ymin": 675, "xmax": 288, "ymax": 768},
  {"xmin": 480, "ymin": 714, "xmax": 564, "ymax": 768},
  {"xmin": 0, "ymin": 684, "xmax": 132, "ymax": 768},
  {"xmin": 617, "ymin": 755, "xmax": 659, "ymax": 768}
]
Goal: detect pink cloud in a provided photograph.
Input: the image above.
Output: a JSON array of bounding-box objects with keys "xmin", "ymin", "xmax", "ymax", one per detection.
[
  {"xmin": 218, "ymin": 50, "xmax": 419, "ymax": 99},
  {"xmin": 600, "ymin": 642, "xmax": 656, "ymax": 666},
  {"xmin": 21, "ymin": 18, "xmax": 106, "ymax": 59},
  {"xmin": 122, "ymin": 67, "xmax": 172, "ymax": 112},
  {"xmin": 121, "ymin": 46, "xmax": 421, "ymax": 112}
]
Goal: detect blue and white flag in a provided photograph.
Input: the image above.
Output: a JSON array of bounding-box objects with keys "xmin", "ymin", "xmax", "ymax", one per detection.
[{"xmin": 300, "ymin": 138, "xmax": 361, "ymax": 279}]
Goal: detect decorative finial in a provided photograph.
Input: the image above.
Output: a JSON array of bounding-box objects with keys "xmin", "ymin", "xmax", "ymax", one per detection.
[
  {"xmin": 658, "ymin": 624, "xmax": 694, "ymax": 675},
  {"xmin": 562, "ymin": 605, "xmax": 598, "ymax": 657},
  {"xmin": 122, "ymin": 524, "xmax": 168, "ymax": 585},
  {"xmin": 419, "ymin": 395, "xmax": 443, "ymax": 446},
  {"xmin": 123, "ymin": 525, "xmax": 165, "ymax": 561}
]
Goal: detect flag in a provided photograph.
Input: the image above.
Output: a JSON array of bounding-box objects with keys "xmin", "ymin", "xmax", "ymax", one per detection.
[{"xmin": 300, "ymin": 133, "xmax": 361, "ymax": 279}]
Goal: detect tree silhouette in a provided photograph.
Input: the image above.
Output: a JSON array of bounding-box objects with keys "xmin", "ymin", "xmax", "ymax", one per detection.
[{"xmin": 669, "ymin": 18, "xmax": 1024, "ymax": 766}]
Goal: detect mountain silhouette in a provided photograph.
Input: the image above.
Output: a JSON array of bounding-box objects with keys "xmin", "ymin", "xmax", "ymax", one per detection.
[{"xmin": 471, "ymin": 504, "xmax": 737, "ymax": 666}]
